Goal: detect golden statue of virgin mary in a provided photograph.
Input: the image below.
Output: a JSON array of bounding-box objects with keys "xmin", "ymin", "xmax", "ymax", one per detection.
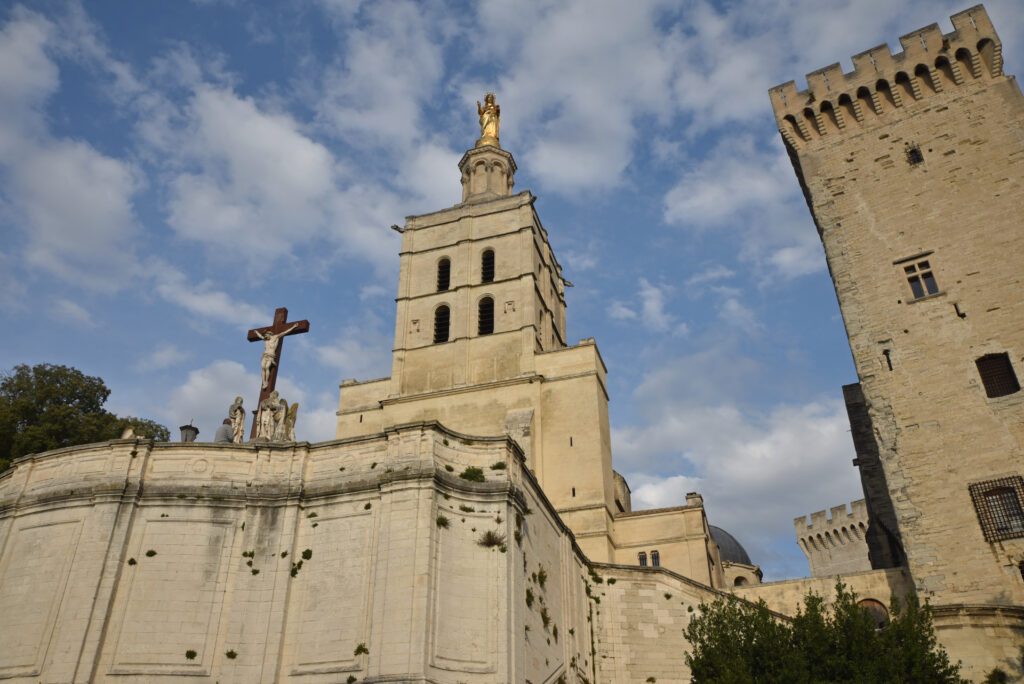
[{"xmin": 476, "ymin": 92, "xmax": 500, "ymax": 148}]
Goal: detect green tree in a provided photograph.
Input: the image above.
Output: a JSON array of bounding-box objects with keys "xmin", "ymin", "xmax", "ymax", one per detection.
[
  {"xmin": 0, "ymin": 364, "xmax": 170, "ymax": 471},
  {"xmin": 684, "ymin": 582, "xmax": 966, "ymax": 684}
]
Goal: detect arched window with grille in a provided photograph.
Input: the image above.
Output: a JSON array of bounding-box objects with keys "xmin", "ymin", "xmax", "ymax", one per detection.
[
  {"xmin": 481, "ymin": 249, "xmax": 495, "ymax": 283},
  {"xmin": 433, "ymin": 305, "xmax": 450, "ymax": 343},
  {"xmin": 638, "ymin": 551, "xmax": 647, "ymax": 567},
  {"xmin": 478, "ymin": 296, "xmax": 494, "ymax": 335},
  {"xmin": 651, "ymin": 550, "xmax": 660, "ymax": 567},
  {"xmin": 437, "ymin": 258, "xmax": 451, "ymax": 292}
]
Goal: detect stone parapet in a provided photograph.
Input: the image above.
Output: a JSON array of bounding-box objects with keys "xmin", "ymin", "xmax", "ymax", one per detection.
[{"xmin": 769, "ymin": 5, "xmax": 1004, "ymax": 150}]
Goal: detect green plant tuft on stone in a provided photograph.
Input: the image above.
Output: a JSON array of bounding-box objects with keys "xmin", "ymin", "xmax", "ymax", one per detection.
[
  {"xmin": 145, "ymin": 550, "xmax": 157, "ymax": 557},
  {"xmin": 477, "ymin": 530, "xmax": 506, "ymax": 548},
  {"xmin": 445, "ymin": 464, "xmax": 454, "ymax": 472},
  {"xmin": 364, "ymin": 502, "xmax": 372, "ymax": 510},
  {"xmin": 185, "ymin": 649, "xmax": 197, "ymax": 660},
  {"xmin": 459, "ymin": 504, "xmax": 475, "ymax": 513},
  {"xmin": 225, "ymin": 649, "xmax": 237, "ymax": 659},
  {"xmin": 436, "ymin": 515, "xmax": 450, "ymax": 529},
  {"xmin": 490, "ymin": 461, "xmax": 506, "ymax": 470},
  {"xmin": 354, "ymin": 643, "xmax": 369, "ymax": 656},
  {"xmin": 127, "ymin": 558, "xmax": 136, "ymax": 566},
  {"xmin": 459, "ymin": 466, "xmax": 485, "ymax": 482},
  {"xmin": 302, "ymin": 548, "xmax": 312, "ymax": 560}
]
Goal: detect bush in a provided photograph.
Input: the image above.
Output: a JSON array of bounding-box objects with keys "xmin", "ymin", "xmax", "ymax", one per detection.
[{"xmin": 684, "ymin": 582, "xmax": 966, "ymax": 684}]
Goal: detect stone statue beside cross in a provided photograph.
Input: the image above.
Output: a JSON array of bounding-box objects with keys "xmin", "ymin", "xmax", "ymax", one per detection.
[{"xmin": 236, "ymin": 307, "xmax": 309, "ymax": 442}]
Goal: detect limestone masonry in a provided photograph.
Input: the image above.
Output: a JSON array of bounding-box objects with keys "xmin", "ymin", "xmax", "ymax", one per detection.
[
  {"xmin": 773, "ymin": 3, "xmax": 1024, "ymax": 678},
  {"xmin": 2, "ymin": 4, "xmax": 1023, "ymax": 682}
]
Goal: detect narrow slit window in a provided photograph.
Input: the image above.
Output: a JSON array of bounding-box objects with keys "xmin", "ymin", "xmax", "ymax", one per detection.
[
  {"xmin": 638, "ymin": 552, "xmax": 647, "ymax": 567},
  {"xmin": 976, "ymin": 353, "xmax": 1020, "ymax": 398},
  {"xmin": 437, "ymin": 258, "xmax": 451, "ymax": 292},
  {"xmin": 481, "ymin": 249, "xmax": 495, "ymax": 283},
  {"xmin": 970, "ymin": 477, "xmax": 1024, "ymax": 542},
  {"xmin": 904, "ymin": 259, "xmax": 939, "ymax": 299},
  {"xmin": 478, "ymin": 297, "xmax": 494, "ymax": 335},
  {"xmin": 433, "ymin": 305, "xmax": 450, "ymax": 344},
  {"xmin": 651, "ymin": 550, "xmax": 660, "ymax": 567}
]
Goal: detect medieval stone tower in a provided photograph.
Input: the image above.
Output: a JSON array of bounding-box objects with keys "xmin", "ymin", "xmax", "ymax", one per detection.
[{"xmin": 770, "ymin": 3, "xmax": 1024, "ymax": 672}]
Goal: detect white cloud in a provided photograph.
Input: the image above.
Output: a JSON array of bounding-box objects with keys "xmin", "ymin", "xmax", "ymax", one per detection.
[
  {"xmin": 163, "ymin": 360, "xmax": 254, "ymax": 437},
  {"xmin": 475, "ymin": 0, "xmax": 676, "ymax": 193},
  {"xmin": 608, "ymin": 301, "xmax": 637, "ymax": 321},
  {"xmin": 664, "ymin": 137, "xmax": 796, "ymax": 229},
  {"xmin": 718, "ymin": 297, "xmax": 762, "ymax": 336},
  {"xmin": 663, "ymin": 136, "xmax": 823, "ymax": 280},
  {"xmin": 315, "ymin": 329, "xmax": 392, "ymax": 381},
  {"xmin": 685, "ymin": 265, "xmax": 735, "ymax": 289},
  {"xmin": 638, "ymin": 278, "xmax": 675, "ymax": 332},
  {"xmin": 609, "ymin": 279, "xmax": 689, "ymax": 335},
  {"xmin": 0, "ymin": 8, "xmax": 142, "ymax": 293},
  {"xmin": 12, "ymin": 139, "xmax": 141, "ymax": 290},
  {"xmin": 135, "ymin": 343, "xmax": 190, "ymax": 372},
  {"xmin": 0, "ymin": 9, "xmax": 58, "ymax": 142},
  {"xmin": 613, "ymin": 348, "xmax": 863, "ymax": 579},
  {"xmin": 316, "ymin": 0, "xmax": 447, "ymax": 151},
  {"xmin": 167, "ymin": 87, "xmax": 335, "ymax": 258},
  {"xmin": 49, "ymin": 298, "xmax": 94, "ymax": 327},
  {"xmin": 148, "ymin": 260, "xmax": 266, "ymax": 326}
]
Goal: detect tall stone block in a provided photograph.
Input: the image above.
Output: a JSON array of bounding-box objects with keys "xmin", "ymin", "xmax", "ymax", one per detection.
[{"xmin": 771, "ymin": 4, "xmax": 1024, "ymax": 677}]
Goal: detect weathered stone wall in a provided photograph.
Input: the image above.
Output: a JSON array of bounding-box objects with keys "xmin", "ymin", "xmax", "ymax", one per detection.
[
  {"xmin": 591, "ymin": 564, "xmax": 732, "ymax": 684},
  {"xmin": 0, "ymin": 425, "xmax": 605, "ymax": 683},
  {"xmin": 770, "ymin": 5, "xmax": 1024, "ymax": 678},
  {"xmin": 733, "ymin": 567, "xmax": 913, "ymax": 617}
]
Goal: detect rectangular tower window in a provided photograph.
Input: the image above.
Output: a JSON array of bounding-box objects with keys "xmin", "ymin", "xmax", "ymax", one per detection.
[
  {"xmin": 903, "ymin": 259, "xmax": 939, "ymax": 299},
  {"xmin": 969, "ymin": 476, "xmax": 1024, "ymax": 542},
  {"xmin": 976, "ymin": 353, "xmax": 1021, "ymax": 398}
]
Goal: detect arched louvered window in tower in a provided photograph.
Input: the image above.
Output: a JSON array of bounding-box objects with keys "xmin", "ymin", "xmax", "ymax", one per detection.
[
  {"xmin": 481, "ymin": 249, "xmax": 495, "ymax": 283},
  {"xmin": 437, "ymin": 258, "xmax": 451, "ymax": 292},
  {"xmin": 651, "ymin": 550, "xmax": 660, "ymax": 567},
  {"xmin": 478, "ymin": 297, "xmax": 494, "ymax": 335},
  {"xmin": 434, "ymin": 305, "xmax": 450, "ymax": 344},
  {"xmin": 638, "ymin": 551, "xmax": 648, "ymax": 567}
]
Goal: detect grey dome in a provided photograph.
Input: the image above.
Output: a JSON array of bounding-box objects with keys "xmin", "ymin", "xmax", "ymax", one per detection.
[{"xmin": 709, "ymin": 526, "xmax": 752, "ymax": 565}]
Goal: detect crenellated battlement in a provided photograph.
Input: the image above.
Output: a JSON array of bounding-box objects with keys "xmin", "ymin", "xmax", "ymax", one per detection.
[
  {"xmin": 769, "ymin": 5, "xmax": 1005, "ymax": 149},
  {"xmin": 795, "ymin": 499, "xmax": 868, "ymax": 537},
  {"xmin": 794, "ymin": 499, "xmax": 872, "ymax": 577}
]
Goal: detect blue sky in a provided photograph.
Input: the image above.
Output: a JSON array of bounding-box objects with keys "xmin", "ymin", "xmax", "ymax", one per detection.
[{"xmin": 2, "ymin": 0, "xmax": 1021, "ymax": 579}]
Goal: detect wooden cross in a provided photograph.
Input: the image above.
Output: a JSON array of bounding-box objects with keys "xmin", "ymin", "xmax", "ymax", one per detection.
[{"xmin": 247, "ymin": 307, "xmax": 310, "ymax": 439}]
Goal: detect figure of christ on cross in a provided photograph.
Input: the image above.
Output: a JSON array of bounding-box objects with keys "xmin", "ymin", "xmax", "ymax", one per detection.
[{"xmin": 247, "ymin": 307, "xmax": 309, "ymax": 440}]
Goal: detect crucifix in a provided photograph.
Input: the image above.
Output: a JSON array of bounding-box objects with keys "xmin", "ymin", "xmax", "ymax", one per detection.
[{"xmin": 247, "ymin": 307, "xmax": 310, "ymax": 439}]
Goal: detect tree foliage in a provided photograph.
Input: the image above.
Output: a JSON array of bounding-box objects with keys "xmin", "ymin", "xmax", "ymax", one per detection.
[
  {"xmin": 685, "ymin": 582, "xmax": 965, "ymax": 684},
  {"xmin": 0, "ymin": 364, "xmax": 170, "ymax": 471}
]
